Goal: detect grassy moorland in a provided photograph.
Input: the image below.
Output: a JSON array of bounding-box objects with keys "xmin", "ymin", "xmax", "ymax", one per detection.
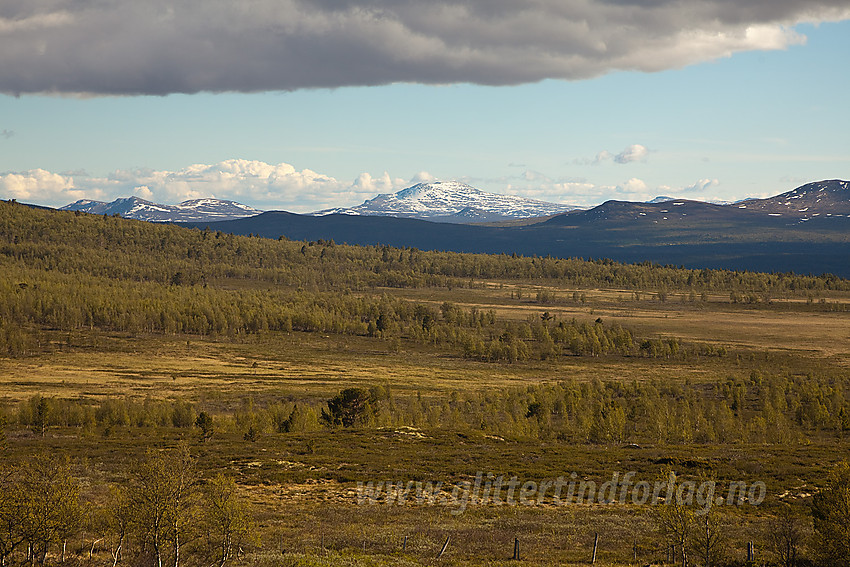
[{"xmin": 1, "ymin": 201, "xmax": 849, "ymax": 566}]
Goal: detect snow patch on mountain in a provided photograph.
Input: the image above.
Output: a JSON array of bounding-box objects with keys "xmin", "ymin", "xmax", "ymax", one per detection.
[{"xmin": 737, "ymin": 180, "xmax": 850, "ymax": 220}]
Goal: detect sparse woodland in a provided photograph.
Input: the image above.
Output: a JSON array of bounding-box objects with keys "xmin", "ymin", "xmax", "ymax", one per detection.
[{"xmin": 0, "ymin": 447, "xmax": 253, "ymax": 567}]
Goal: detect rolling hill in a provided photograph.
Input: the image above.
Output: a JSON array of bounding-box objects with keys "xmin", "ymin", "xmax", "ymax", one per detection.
[{"xmin": 735, "ymin": 179, "xmax": 850, "ymax": 219}]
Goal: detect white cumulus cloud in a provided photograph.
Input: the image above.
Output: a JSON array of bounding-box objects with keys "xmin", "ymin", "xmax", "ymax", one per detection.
[
  {"xmin": 683, "ymin": 178, "xmax": 721, "ymax": 193},
  {"xmin": 619, "ymin": 178, "xmax": 649, "ymax": 195},
  {"xmin": 614, "ymin": 144, "xmax": 650, "ymax": 164},
  {"xmin": 352, "ymin": 172, "xmax": 408, "ymax": 194},
  {"xmin": 0, "ymin": 168, "xmax": 93, "ymax": 203}
]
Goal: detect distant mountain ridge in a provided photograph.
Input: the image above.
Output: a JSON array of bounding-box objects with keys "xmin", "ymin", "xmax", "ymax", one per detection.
[
  {"xmin": 312, "ymin": 180, "xmax": 581, "ymax": 222},
  {"xmin": 182, "ymin": 179, "xmax": 850, "ymax": 277},
  {"xmin": 61, "ymin": 196, "xmax": 263, "ymax": 223},
  {"xmin": 58, "ymin": 179, "xmax": 850, "ymax": 230}
]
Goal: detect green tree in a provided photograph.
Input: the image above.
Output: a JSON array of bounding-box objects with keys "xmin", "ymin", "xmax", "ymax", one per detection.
[
  {"xmin": 811, "ymin": 462, "xmax": 850, "ymax": 566},
  {"xmin": 194, "ymin": 412, "xmax": 214, "ymax": 442},
  {"xmin": 322, "ymin": 388, "xmax": 372, "ymax": 427},
  {"xmin": 105, "ymin": 486, "xmax": 131, "ymax": 567},
  {"xmin": 0, "ymin": 464, "xmax": 25, "ymax": 567},
  {"xmin": 18, "ymin": 454, "xmax": 81, "ymax": 566},
  {"xmin": 171, "ymin": 401, "xmax": 195, "ymax": 428},
  {"xmin": 31, "ymin": 396, "xmax": 51, "ymax": 438},
  {"xmin": 129, "ymin": 444, "xmax": 198, "ymax": 567},
  {"xmin": 202, "ymin": 474, "xmax": 254, "ymax": 567}
]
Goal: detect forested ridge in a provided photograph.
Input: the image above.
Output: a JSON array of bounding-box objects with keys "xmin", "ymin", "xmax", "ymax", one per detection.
[
  {"xmin": 3, "ymin": 201, "xmax": 848, "ymax": 292},
  {"xmin": 1, "ymin": 201, "xmax": 847, "ymax": 359}
]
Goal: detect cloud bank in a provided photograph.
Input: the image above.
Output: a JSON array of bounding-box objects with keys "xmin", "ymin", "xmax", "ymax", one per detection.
[
  {"xmin": 2, "ymin": 159, "xmax": 718, "ymax": 210},
  {"xmin": 472, "ymin": 170, "xmax": 712, "ymax": 206},
  {"xmin": 0, "ymin": 159, "xmax": 412, "ymax": 212},
  {"xmin": 1, "ymin": 0, "xmax": 848, "ymax": 95}
]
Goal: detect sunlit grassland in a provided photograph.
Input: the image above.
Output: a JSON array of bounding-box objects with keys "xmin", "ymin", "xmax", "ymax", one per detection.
[{"xmin": 2, "ymin": 276, "xmax": 847, "ymax": 405}]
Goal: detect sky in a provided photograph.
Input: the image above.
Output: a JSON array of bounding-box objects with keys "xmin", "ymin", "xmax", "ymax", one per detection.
[{"xmin": 1, "ymin": 0, "xmax": 849, "ymax": 213}]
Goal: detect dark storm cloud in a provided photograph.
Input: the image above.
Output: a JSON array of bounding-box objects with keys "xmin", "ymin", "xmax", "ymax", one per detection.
[{"xmin": 0, "ymin": 0, "xmax": 847, "ymax": 95}]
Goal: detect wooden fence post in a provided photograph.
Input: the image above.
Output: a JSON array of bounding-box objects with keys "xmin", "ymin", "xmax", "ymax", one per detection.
[
  {"xmin": 513, "ymin": 537, "xmax": 519, "ymax": 560},
  {"xmin": 437, "ymin": 536, "xmax": 450, "ymax": 559},
  {"xmin": 591, "ymin": 532, "xmax": 598, "ymax": 564}
]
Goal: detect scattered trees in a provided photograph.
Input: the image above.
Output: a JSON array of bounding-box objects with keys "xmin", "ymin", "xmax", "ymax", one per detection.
[
  {"xmin": 0, "ymin": 433, "xmax": 847, "ymax": 566},
  {"xmin": 8, "ymin": 364, "xmax": 849, "ymax": 445},
  {"xmin": 0, "ymin": 446, "xmax": 256, "ymax": 567}
]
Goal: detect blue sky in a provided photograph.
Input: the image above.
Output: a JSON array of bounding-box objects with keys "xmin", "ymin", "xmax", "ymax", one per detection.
[{"xmin": 1, "ymin": 2, "xmax": 848, "ymax": 212}]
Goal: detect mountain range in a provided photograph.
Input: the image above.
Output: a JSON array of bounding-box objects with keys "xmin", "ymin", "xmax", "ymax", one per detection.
[
  {"xmin": 60, "ymin": 182, "xmax": 578, "ymax": 224},
  {"xmin": 61, "ymin": 196, "xmax": 263, "ymax": 223},
  {"xmin": 54, "ymin": 179, "xmax": 850, "ymax": 276},
  {"xmin": 180, "ymin": 179, "xmax": 850, "ymax": 277},
  {"xmin": 63, "ymin": 180, "xmax": 850, "ymax": 227}
]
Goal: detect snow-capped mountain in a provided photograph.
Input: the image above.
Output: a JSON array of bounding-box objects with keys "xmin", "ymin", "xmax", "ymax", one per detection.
[
  {"xmin": 734, "ymin": 180, "xmax": 850, "ymax": 219},
  {"xmin": 61, "ymin": 197, "xmax": 263, "ymax": 223},
  {"xmin": 312, "ymin": 181, "xmax": 580, "ymax": 223},
  {"xmin": 647, "ymin": 196, "xmax": 676, "ymax": 204},
  {"xmin": 649, "ymin": 195, "xmax": 734, "ymax": 206}
]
